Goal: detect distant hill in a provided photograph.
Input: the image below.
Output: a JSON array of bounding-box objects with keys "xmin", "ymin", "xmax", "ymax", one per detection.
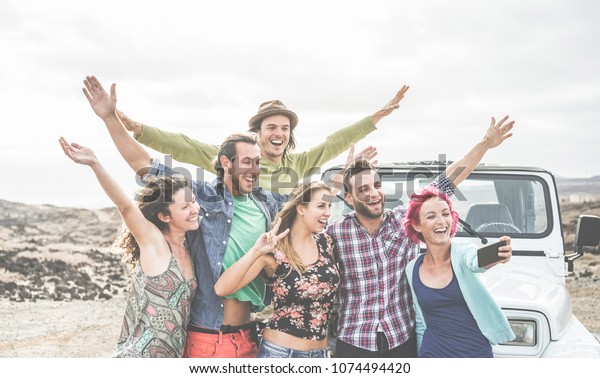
[
  {"xmin": 0, "ymin": 199, "xmax": 122, "ymax": 248},
  {"xmin": 0, "ymin": 199, "xmax": 127, "ymax": 302},
  {"xmin": 555, "ymin": 175, "xmax": 600, "ymax": 203},
  {"xmin": 556, "ymin": 175, "xmax": 600, "ymax": 182}
]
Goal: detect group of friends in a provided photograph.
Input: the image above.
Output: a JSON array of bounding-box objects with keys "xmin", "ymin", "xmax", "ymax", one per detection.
[{"xmin": 59, "ymin": 76, "xmax": 516, "ymax": 358}]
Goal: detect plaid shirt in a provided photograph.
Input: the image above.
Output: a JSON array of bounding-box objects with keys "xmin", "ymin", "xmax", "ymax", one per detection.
[{"xmin": 326, "ymin": 173, "xmax": 453, "ymax": 351}]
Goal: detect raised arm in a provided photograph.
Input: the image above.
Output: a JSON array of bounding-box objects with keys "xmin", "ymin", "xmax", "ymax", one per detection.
[
  {"xmin": 445, "ymin": 115, "xmax": 515, "ymax": 187},
  {"xmin": 83, "ymin": 76, "xmax": 152, "ymax": 177},
  {"xmin": 295, "ymin": 86, "xmax": 409, "ymax": 177},
  {"xmin": 214, "ymin": 219, "xmax": 289, "ymax": 296},
  {"xmin": 370, "ymin": 85, "xmax": 410, "ymax": 125},
  {"xmin": 116, "ymin": 109, "xmax": 219, "ymax": 173},
  {"xmin": 58, "ymin": 137, "xmax": 154, "ymax": 243},
  {"xmin": 324, "ymin": 144, "xmax": 378, "ymax": 195},
  {"xmin": 116, "ymin": 109, "xmax": 144, "ymax": 135}
]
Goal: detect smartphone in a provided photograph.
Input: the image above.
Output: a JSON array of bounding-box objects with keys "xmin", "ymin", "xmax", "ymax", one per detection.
[{"xmin": 477, "ymin": 240, "xmax": 508, "ymax": 268}]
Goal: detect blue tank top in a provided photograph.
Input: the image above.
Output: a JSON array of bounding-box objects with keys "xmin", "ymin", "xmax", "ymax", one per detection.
[{"xmin": 413, "ymin": 255, "xmax": 493, "ymax": 358}]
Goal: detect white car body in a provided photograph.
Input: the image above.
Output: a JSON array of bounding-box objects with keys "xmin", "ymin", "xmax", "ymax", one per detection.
[{"xmin": 322, "ymin": 164, "xmax": 600, "ymax": 357}]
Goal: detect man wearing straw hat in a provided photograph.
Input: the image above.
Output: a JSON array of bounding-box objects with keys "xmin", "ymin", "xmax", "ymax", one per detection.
[{"xmin": 116, "ymin": 86, "xmax": 409, "ymax": 195}]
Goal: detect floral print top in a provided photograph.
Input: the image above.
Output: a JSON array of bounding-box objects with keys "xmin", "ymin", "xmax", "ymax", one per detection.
[{"xmin": 266, "ymin": 232, "xmax": 340, "ymax": 340}]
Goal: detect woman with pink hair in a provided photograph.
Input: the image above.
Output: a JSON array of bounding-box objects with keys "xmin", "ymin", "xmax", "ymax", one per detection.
[{"xmin": 403, "ymin": 186, "xmax": 514, "ymax": 357}]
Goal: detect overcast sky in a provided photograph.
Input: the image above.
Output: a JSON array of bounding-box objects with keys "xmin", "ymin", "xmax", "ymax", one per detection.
[{"xmin": 2, "ymin": 0, "xmax": 599, "ymax": 208}]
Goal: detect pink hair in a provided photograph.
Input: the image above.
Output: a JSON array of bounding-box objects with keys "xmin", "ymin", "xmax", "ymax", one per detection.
[{"xmin": 403, "ymin": 186, "xmax": 459, "ymax": 244}]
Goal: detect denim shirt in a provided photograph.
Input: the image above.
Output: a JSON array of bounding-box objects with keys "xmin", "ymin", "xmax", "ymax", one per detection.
[{"xmin": 148, "ymin": 158, "xmax": 286, "ymax": 329}]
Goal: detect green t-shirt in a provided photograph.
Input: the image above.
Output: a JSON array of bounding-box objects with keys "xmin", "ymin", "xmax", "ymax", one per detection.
[
  {"xmin": 136, "ymin": 116, "xmax": 377, "ymax": 194},
  {"xmin": 222, "ymin": 195, "xmax": 267, "ymax": 311}
]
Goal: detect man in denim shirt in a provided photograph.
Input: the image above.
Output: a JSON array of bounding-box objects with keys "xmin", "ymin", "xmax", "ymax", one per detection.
[{"xmin": 82, "ymin": 76, "xmax": 286, "ymax": 357}]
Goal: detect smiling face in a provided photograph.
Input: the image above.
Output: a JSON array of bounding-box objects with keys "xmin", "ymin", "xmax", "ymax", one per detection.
[
  {"xmin": 162, "ymin": 187, "xmax": 200, "ymax": 232},
  {"xmin": 345, "ymin": 169, "xmax": 385, "ymax": 219},
  {"xmin": 411, "ymin": 197, "xmax": 453, "ymax": 246},
  {"xmin": 257, "ymin": 114, "xmax": 291, "ymax": 162},
  {"xmin": 224, "ymin": 141, "xmax": 261, "ymax": 196},
  {"xmin": 296, "ymin": 188, "xmax": 333, "ymax": 233}
]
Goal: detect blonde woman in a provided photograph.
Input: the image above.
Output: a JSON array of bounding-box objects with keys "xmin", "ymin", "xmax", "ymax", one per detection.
[{"xmin": 214, "ymin": 181, "xmax": 339, "ymax": 358}]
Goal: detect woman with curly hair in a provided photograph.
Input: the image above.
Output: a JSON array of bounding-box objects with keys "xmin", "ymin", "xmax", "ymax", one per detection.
[
  {"xmin": 214, "ymin": 180, "xmax": 340, "ymax": 358},
  {"xmin": 59, "ymin": 137, "xmax": 199, "ymax": 358}
]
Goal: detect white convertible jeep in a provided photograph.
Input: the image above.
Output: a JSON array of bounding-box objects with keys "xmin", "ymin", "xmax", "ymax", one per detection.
[{"xmin": 322, "ymin": 162, "xmax": 600, "ymax": 357}]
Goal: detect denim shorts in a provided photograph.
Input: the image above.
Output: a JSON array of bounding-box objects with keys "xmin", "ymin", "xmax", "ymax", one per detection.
[{"xmin": 256, "ymin": 338, "xmax": 330, "ymax": 358}]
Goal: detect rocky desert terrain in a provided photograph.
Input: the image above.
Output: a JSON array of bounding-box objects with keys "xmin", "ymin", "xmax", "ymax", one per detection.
[
  {"xmin": 0, "ymin": 199, "xmax": 128, "ymax": 357},
  {"xmin": 1, "ymin": 189, "xmax": 599, "ymax": 357},
  {"xmin": 559, "ymin": 199, "xmax": 600, "ymax": 337}
]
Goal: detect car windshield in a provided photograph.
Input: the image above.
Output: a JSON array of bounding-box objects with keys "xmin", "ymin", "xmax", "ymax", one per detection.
[{"xmin": 327, "ymin": 169, "xmax": 551, "ymax": 238}]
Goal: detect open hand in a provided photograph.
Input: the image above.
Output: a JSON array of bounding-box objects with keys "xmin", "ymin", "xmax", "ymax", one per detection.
[
  {"xmin": 83, "ymin": 75, "xmax": 117, "ymax": 120},
  {"xmin": 344, "ymin": 144, "xmax": 378, "ymax": 169},
  {"xmin": 354, "ymin": 145, "xmax": 378, "ymax": 166},
  {"xmin": 482, "ymin": 115, "xmax": 515, "ymax": 149},
  {"xmin": 116, "ymin": 109, "xmax": 143, "ymax": 134},
  {"xmin": 59, "ymin": 137, "xmax": 97, "ymax": 166},
  {"xmin": 371, "ymin": 85, "xmax": 409, "ymax": 124},
  {"xmin": 325, "ymin": 144, "xmax": 379, "ymax": 192}
]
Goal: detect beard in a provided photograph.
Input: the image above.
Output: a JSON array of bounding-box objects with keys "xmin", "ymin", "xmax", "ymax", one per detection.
[
  {"xmin": 227, "ymin": 167, "xmax": 255, "ymax": 194},
  {"xmin": 352, "ymin": 199, "xmax": 384, "ymax": 219}
]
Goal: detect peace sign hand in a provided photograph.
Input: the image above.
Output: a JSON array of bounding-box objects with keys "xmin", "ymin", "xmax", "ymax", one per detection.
[{"xmin": 253, "ymin": 218, "xmax": 290, "ymax": 255}]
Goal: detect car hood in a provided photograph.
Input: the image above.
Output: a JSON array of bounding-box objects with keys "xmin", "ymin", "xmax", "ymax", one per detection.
[{"xmin": 479, "ymin": 265, "xmax": 572, "ymax": 341}]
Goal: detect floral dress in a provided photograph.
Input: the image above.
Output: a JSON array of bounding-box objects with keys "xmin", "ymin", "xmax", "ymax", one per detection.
[{"xmin": 265, "ymin": 233, "xmax": 340, "ymax": 340}]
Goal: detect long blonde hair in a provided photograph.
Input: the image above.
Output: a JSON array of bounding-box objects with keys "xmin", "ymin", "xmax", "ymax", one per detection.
[{"xmin": 274, "ymin": 180, "xmax": 334, "ymax": 276}]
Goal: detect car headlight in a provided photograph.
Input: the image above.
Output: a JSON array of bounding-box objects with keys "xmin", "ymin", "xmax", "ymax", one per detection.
[{"xmin": 501, "ymin": 320, "xmax": 537, "ymax": 346}]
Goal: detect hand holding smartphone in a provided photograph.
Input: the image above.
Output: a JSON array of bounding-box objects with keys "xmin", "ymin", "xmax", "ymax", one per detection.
[{"xmin": 477, "ymin": 240, "xmax": 508, "ymax": 268}]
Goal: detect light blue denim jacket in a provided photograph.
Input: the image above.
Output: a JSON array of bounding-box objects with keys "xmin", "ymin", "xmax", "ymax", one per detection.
[
  {"xmin": 148, "ymin": 158, "xmax": 286, "ymax": 329},
  {"xmin": 406, "ymin": 241, "xmax": 515, "ymax": 351}
]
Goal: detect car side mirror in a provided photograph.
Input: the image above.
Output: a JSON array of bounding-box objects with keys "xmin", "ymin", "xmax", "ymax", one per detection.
[
  {"xmin": 566, "ymin": 214, "xmax": 600, "ymax": 273},
  {"xmin": 575, "ymin": 215, "xmax": 600, "ymax": 247}
]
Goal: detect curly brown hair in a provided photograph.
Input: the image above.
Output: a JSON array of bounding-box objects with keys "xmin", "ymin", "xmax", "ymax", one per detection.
[{"xmin": 113, "ymin": 175, "xmax": 191, "ymax": 270}]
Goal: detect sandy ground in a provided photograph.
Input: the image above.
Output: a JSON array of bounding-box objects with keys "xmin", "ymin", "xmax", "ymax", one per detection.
[
  {"xmin": 1, "ymin": 198, "xmax": 599, "ymax": 358},
  {"xmin": 0, "ymin": 297, "xmax": 126, "ymax": 357},
  {"xmin": 1, "ymin": 260, "xmax": 598, "ymax": 358},
  {"xmin": 565, "ymin": 253, "xmax": 600, "ymax": 336}
]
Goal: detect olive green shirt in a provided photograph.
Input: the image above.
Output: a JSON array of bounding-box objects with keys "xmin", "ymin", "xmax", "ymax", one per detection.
[{"xmin": 136, "ymin": 116, "xmax": 377, "ymax": 194}]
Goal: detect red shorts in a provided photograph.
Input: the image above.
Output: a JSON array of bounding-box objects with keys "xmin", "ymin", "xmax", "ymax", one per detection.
[{"xmin": 184, "ymin": 328, "xmax": 258, "ymax": 358}]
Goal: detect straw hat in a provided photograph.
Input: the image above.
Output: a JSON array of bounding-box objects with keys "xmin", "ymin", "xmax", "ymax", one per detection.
[{"xmin": 248, "ymin": 100, "xmax": 298, "ymax": 129}]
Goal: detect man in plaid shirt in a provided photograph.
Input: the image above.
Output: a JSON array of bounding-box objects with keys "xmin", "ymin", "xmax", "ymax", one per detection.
[{"xmin": 326, "ymin": 115, "xmax": 515, "ymax": 358}]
